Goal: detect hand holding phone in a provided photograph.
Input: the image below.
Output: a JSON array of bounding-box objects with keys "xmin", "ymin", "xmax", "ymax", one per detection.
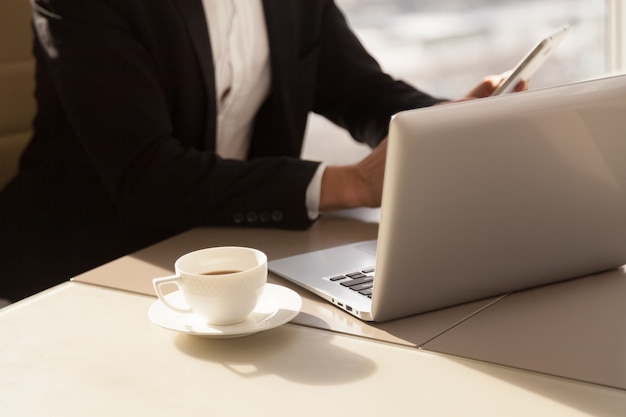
[{"xmin": 492, "ymin": 26, "xmax": 570, "ymax": 96}]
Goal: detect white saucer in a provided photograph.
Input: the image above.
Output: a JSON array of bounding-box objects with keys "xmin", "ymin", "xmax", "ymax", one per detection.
[{"xmin": 148, "ymin": 283, "xmax": 302, "ymax": 338}]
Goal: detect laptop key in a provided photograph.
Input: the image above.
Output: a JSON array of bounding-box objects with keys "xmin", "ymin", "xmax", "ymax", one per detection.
[
  {"xmin": 351, "ymin": 282, "xmax": 373, "ymax": 291},
  {"xmin": 330, "ymin": 267, "xmax": 375, "ymax": 299},
  {"xmin": 329, "ymin": 275, "xmax": 347, "ymax": 282},
  {"xmin": 359, "ymin": 288, "xmax": 373, "ymax": 297},
  {"xmin": 340, "ymin": 276, "xmax": 374, "ymax": 288}
]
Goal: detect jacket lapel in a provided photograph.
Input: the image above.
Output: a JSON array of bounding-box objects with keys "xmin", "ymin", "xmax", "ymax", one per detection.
[
  {"xmin": 262, "ymin": 0, "xmax": 297, "ymax": 91},
  {"xmin": 252, "ymin": 0, "xmax": 305, "ymax": 156},
  {"xmin": 172, "ymin": 0, "xmax": 217, "ymax": 149}
]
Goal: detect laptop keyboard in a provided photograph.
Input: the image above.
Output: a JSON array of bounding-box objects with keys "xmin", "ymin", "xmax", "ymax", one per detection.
[{"xmin": 329, "ymin": 267, "xmax": 375, "ymax": 298}]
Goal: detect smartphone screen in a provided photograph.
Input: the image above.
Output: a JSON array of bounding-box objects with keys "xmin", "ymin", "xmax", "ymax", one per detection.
[{"xmin": 492, "ymin": 26, "xmax": 570, "ymax": 96}]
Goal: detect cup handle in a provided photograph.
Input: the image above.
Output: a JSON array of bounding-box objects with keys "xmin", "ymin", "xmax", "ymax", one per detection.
[{"xmin": 153, "ymin": 275, "xmax": 192, "ymax": 314}]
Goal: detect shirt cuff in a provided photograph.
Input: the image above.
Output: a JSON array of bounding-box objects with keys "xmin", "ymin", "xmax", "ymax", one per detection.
[{"xmin": 305, "ymin": 163, "xmax": 326, "ymax": 220}]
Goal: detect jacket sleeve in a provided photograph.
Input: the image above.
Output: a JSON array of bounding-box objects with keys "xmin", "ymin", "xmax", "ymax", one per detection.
[
  {"xmin": 313, "ymin": 2, "xmax": 445, "ymax": 147},
  {"xmin": 31, "ymin": 0, "xmax": 319, "ymax": 231}
]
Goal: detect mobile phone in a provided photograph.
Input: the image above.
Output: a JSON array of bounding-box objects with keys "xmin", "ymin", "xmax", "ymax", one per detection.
[{"xmin": 491, "ymin": 25, "xmax": 570, "ymax": 96}]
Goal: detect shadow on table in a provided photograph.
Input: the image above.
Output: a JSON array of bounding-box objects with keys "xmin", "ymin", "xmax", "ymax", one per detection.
[
  {"xmin": 421, "ymin": 268, "xmax": 626, "ymax": 393},
  {"xmin": 174, "ymin": 324, "xmax": 376, "ymax": 386}
]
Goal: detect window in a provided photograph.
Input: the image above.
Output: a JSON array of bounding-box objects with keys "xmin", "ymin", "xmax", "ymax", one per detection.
[
  {"xmin": 335, "ymin": 0, "xmax": 608, "ymax": 97},
  {"xmin": 303, "ymin": 0, "xmax": 615, "ymax": 163},
  {"xmin": 607, "ymin": 0, "xmax": 626, "ymax": 72}
]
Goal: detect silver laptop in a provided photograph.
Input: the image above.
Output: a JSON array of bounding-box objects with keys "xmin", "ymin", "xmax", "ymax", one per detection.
[{"xmin": 269, "ymin": 74, "xmax": 626, "ymax": 322}]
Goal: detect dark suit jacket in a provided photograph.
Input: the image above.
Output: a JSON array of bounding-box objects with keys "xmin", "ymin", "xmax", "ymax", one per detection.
[{"xmin": 0, "ymin": 0, "xmax": 441, "ymax": 299}]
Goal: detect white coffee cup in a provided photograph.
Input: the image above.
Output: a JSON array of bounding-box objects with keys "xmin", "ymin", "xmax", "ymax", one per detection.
[{"xmin": 153, "ymin": 247, "xmax": 267, "ymax": 325}]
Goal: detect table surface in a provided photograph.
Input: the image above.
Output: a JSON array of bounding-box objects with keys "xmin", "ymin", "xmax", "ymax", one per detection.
[
  {"xmin": 73, "ymin": 210, "xmax": 503, "ymax": 348},
  {"xmin": 2, "ymin": 282, "xmax": 625, "ymax": 417},
  {"xmin": 72, "ymin": 209, "xmax": 626, "ymax": 390},
  {"xmin": 423, "ymin": 267, "xmax": 626, "ymax": 390}
]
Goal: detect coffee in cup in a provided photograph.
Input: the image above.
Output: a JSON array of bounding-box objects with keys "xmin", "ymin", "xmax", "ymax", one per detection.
[{"xmin": 153, "ymin": 246, "xmax": 267, "ymax": 325}]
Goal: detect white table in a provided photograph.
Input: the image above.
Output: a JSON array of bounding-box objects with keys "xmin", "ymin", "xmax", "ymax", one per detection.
[
  {"xmin": 71, "ymin": 216, "xmax": 626, "ymax": 390},
  {"xmin": 2, "ymin": 282, "xmax": 625, "ymax": 416},
  {"xmin": 71, "ymin": 218, "xmax": 508, "ymax": 347},
  {"xmin": 423, "ymin": 267, "xmax": 626, "ymax": 390}
]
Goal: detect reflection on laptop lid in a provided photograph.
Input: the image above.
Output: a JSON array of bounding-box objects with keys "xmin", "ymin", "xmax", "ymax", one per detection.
[{"xmin": 269, "ymin": 74, "xmax": 626, "ymax": 322}]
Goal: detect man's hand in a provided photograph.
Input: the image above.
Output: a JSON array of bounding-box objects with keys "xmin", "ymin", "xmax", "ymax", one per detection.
[
  {"xmin": 319, "ymin": 138, "xmax": 388, "ymax": 211},
  {"xmin": 318, "ymin": 71, "xmax": 528, "ymax": 212},
  {"xmin": 463, "ymin": 72, "xmax": 528, "ymax": 100}
]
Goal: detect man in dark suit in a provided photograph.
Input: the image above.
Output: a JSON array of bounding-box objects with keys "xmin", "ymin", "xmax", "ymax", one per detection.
[{"xmin": 0, "ymin": 0, "xmax": 510, "ymax": 301}]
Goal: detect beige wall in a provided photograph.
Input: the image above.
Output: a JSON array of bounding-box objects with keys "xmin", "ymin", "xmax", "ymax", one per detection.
[{"xmin": 0, "ymin": 0, "xmax": 35, "ymax": 189}]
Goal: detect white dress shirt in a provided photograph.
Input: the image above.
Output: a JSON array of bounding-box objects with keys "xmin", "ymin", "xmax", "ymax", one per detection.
[
  {"xmin": 202, "ymin": 0, "xmax": 323, "ymax": 219},
  {"xmin": 202, "ymin": 0, "xmax": 270, "ymax": 160}
]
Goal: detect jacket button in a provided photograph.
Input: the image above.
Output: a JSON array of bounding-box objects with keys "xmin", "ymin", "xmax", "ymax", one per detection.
[
  {"xmin": 271, "ymin": 210, "xmax": 283, "ymax": 222},
  {"xmin": 246, "ymin": 212, "xmax": 258, "ymax": 223},
  {"xmin": 233, "ymin": 212, "xmax": 245, "ymax": 224},
  {"xmin": 259, "ymin": 211, "xmax": 271, "ymax": 223}
]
